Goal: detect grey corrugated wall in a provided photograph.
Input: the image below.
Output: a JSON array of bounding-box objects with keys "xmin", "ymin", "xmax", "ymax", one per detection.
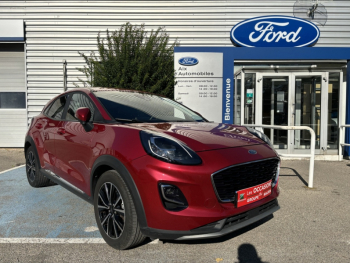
[{"xmin": 0, "ymin": 0, "xmax": 348, "ymax": 120}]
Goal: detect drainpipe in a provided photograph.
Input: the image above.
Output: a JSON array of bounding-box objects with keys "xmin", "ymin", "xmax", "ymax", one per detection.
[
  {"xmin": 345, "ymin": 60, "xmax": 350, "ymax": 157},
  {"xmin": 63, "ymin": 60, "xmax": 67, "ymax": 91}
]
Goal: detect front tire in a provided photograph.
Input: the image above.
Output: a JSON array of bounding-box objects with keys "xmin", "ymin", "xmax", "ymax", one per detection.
[
  {"xmin": 93, "ymin": 170, "xmax": 146, "ymax": 250},
  {"xmin": 26, "ymin": 146, "xmax": 51, "ymax": 188}
]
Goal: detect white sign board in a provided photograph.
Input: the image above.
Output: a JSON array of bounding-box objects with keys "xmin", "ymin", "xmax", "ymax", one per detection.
[
  {"xmin": 0, "ymin": 20, "xmax": 24, "ymax": 41},
  {"xmin": 174, "ymin": 53, "xmax": 223, "ymax": 123}
]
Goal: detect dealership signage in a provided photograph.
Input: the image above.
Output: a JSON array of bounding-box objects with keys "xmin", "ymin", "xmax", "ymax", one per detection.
[
  {"xmin": 178, "ymin": 57, "xmax": 199, "ymax": 66},
  {"xmin": 230, "ymin": 16, "xmax": 320, "ymax": 47},
  {"xmin": 174, "ymin": 53, "xmax": 225, "ymax": 123}
]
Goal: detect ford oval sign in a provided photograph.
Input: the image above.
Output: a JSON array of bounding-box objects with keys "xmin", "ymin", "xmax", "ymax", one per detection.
[
  {"xmin": 248, "ymin": 150, "xmax": 257, "ymax": 155},
  {"xmin": 230, "ymin": 16, "xmax": 320, "ymax": 47},
  {"xmin": 178, "ymin": 57, "xmax": 199, "ymax": 66}
]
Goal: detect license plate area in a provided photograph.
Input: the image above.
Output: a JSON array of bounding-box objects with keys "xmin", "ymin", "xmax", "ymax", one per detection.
[{"xmin": 236, "ymin": 180, "xmax": 272, "ymax": 208}]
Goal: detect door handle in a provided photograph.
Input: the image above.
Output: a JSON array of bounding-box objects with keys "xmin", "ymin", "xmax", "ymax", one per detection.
[{"xmin": 57, "ymin": 128, "xmax": 66, "ymax": 135}]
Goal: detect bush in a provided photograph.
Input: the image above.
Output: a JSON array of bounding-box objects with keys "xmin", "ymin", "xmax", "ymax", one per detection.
[{"xmin": 76, "ymin": 22, "xmax": 178, "ymax": 98}]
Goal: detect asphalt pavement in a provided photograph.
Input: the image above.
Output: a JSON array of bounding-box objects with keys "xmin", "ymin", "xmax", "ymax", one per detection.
[
  {"xmin": 0, "ymin": 159, "xmax": 349, "ymax": 263},
  {"xmin": 0, "ymin": 148, "xmax": 24, "ymax": 172}
]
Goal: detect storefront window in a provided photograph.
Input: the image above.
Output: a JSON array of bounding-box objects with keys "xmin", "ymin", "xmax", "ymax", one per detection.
[
  {"xmin": 327, "ymin": 72, "xmax": 340, "ymax": 149},
  {"xmin": 244, "ymin": 73, "xmax": 256, "ymax": 124}
]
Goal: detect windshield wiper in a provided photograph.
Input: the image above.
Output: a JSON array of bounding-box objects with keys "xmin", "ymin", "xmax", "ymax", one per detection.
[{"xmin": 115, "ymin": 118, "xmax": 144, "ymax": 123}]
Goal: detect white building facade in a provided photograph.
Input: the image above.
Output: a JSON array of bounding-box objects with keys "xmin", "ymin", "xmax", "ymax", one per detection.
[{"xmin": 0, "ymin": 0, "xmax": 349, "ymax": 159}]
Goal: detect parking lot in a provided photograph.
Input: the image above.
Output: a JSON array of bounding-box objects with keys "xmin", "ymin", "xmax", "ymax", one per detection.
[{"xmin": 0, "ymin": 155, "xmax": 349, "ymax": 262}]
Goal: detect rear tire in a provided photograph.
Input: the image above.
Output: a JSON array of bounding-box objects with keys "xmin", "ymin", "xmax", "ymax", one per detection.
[
  {"xmin": 26, "ymin": 146, "xmax": 51, "ymax": 188},
  {"xmin": 93, "ymin": 170, "xmax": 146, "ymax": 250}
]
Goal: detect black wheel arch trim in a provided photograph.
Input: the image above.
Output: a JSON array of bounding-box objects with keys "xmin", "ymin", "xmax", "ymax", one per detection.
[
  {"xmin": 90, "ymin": 155, "xmax": 148, "ymax": 229},
  {"xmin": 24, "ymin": 136, "xmax": 41, "ymax": 167}
]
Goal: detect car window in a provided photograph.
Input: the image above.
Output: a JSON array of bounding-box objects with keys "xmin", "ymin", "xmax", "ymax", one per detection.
[
  {"xmin": 66, "ymin": 93, "xmax": 95, "ymax": 122},
  {"xmin": 46, "ymin": 95, "xmax": 68, "ymax": 120},
  {"xmin": 94, "ymin": 91, "xmax": 205, "ymax": 123}
]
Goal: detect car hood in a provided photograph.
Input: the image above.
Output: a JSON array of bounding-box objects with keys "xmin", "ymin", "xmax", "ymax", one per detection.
[{"xmin": 129, "ymin": 122, "xmax": 265, "ymax": 152}]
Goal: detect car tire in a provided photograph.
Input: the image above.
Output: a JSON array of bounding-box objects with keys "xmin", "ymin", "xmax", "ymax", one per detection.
[
  {"xmin": 93, "ymin": 170, "xmax": 146, "ymax": 250},
  {"xmin": 26, "ymin": 146, "xmax": 52, "ymax": 188}
]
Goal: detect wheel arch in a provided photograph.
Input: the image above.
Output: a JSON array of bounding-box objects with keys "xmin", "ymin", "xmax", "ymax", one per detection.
[
  {"xmin": 90, "ymin": 155, "xmax": 148, "ymax": 229},
  {"xmin": 24, "ymin": 136, "xmax": 41, "ymax": 167}
]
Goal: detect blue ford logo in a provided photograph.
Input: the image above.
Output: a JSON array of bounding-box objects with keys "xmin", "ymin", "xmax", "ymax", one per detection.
[
  {"xmin": 248, "ymin": 150, "xmax": 257, "ymax": 155},
  {"xmin": 178, "ymin": 57, "xmax": 199, "ymax": 66},
  {"xmin": 230, "ymin": 16, "xmax": 320, "ymax": 47}
]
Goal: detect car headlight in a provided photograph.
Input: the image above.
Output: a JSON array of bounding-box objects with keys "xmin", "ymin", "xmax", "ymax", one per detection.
[
  {"xmin": 140, "ymin": 131, "xmax": 202, "ymax": 165},
  {"xmin": 246, "ymin": 127, "xmax": 273, "ymax": 147}
]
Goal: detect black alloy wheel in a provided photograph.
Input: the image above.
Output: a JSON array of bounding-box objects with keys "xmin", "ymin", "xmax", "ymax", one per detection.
[
  {"xmin": 25, "ymin": 146, "xmax": 51, "ymax": 188},
  {"xmin": 26, "ymin": 150, "xmax": 36, "ymax": 183},
  {"xmin": 93, "ymin": 170, "xmax": 146, "ymax": 250},
  {"xmin": 98, "ymin": 182, "xmax": 125, "ymax": 239}
]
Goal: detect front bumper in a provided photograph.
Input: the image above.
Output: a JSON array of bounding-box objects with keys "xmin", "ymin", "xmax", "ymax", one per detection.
[
  {"xmin": 130, "ymin": 144, "xmax": 279, "ymax": 232},
  {"xmin": 141, "ymin": 199, "xmax": 279, "ymax": 240}
]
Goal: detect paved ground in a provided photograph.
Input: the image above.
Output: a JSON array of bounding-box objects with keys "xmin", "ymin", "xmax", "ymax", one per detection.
[
  {"xmin": 0, "ymin": 157, "xmax": 349, "ymax": 262},
  {"xmin": 0, "ymin": 148, "xmax": 25, "ymax": 172}
]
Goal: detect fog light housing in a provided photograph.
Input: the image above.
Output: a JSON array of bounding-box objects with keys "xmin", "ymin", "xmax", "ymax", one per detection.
[{"xmin": 159, "ymin": 184, "xmax": 188, "ymax": 211}]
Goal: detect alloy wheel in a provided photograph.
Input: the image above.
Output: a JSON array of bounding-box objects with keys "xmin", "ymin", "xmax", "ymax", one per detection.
[
  {"xmin": 98, "ymin": 182, "xmax": 125, "ymax": 239},
  {"xmin": 26, "ymin": 151, "xmax": 36, "ymax": 182}
]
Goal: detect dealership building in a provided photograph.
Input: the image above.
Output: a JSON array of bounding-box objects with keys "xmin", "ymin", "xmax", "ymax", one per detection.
[{"xmin": 1, "ymin": 0, "xmax": 350, "ymax": 160}]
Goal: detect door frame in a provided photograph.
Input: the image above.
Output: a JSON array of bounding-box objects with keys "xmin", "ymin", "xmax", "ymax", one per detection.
[
  {"xmin": 290, "ymin": 72, "xmax": 328, "ymax": 155},
  {"xmin": 256, "ymin": 72, "xmax": 293, "ymax": 154},
  {"xmin": 238, "ymin": 70, "xmax": 329, "ymax": 154}
]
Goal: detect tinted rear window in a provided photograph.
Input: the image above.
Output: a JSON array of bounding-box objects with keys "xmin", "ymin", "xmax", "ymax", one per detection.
[{"xmin": 46, "ymin": 95, "xmax": 68, "ymax": 120}]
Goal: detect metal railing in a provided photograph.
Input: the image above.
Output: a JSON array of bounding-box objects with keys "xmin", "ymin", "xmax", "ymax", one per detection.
[
  {"xmin": 339, "ymin": 125, "xmax": 350, "ymax": 160},
  {"xmin": 243, "ymin": 124, "xmax": 315, "ymax": 188}
]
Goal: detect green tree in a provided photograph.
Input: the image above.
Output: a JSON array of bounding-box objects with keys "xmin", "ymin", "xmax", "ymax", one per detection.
[{"xmin": 76, "ymin": 22, "xmax": 178, "ymax": 98}]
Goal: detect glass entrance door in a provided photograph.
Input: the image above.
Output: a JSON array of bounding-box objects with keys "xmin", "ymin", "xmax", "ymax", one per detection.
[
  {"xmin": 236, "ymin": 69, "xmax": 343, "ymax": 155},
  {"xmin": 261, "ymin": 76, "xmax": 290, "ymax": 150},
  {"xmin": 293, "ymin": 75, "xmax": 323, "ymax": 150},
  {"xmin": 254, "ymin": 72, "xmax": 327, "ymax": 154}
]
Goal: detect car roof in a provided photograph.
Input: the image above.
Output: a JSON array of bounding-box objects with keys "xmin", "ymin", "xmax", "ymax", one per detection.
[{"xmin": 89, "ymin": 87, "xmax": 166, "ymax": 98}]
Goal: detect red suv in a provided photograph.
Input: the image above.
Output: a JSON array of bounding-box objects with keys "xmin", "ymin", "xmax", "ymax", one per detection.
[{"xmin": 25, "ymin": 88, "xmax": 280, "ymax": 250}]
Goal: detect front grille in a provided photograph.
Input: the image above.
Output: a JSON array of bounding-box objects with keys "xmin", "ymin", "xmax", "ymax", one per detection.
[{"xmin": 212, "ymin": 158, "xmax": 279, "ymax": 202}]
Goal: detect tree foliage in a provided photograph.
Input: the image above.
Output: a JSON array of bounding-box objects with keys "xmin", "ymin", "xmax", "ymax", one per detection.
[{"xmin": 76, "ymin": 23, "xmax": 178, "ymax": 98}]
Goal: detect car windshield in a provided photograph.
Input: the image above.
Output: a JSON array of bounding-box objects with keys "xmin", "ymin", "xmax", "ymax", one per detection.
[{"xmin": 94, "ymin": 90, "xmax": 206, "ymax": 123}]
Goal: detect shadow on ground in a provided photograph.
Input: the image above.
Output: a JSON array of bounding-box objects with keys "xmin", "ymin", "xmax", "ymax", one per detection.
[
  {"xmin": 280, "ymin": 166, "xmax": 308, "ymax": 186},
  {"xmin": 235, "ymin": 243, "xmax": 269, "ymax": 263}
]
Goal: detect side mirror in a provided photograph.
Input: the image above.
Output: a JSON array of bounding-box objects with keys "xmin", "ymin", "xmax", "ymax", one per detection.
[{"xmin": 75, "ymin": 107, "xmax": 91, "ymax": 125}]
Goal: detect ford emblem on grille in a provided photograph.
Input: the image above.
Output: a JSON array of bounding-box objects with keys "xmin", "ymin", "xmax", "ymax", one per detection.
[{"xmin": 248, "ymin": 150, "xmax": 257, "ymax": 155}]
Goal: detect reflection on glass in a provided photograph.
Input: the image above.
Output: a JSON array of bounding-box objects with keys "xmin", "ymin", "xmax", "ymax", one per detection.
[
  {"xmin": 327, "ymin": 73, "xmax": 340, "ymax": 149},
  {"xmin": 244, "ymin": 73, "xmax": 256, "ymax": 124},
  {"xmin": 262, "ymin": 77, "xmax": 289, "ymax": 149},
  {"xmin": 294, "ymin": 76, "xmax": 321, "ymax": 149},
  {"xmin": 234, "ymin": 74, "xmax": 241, "ymax": 125}
]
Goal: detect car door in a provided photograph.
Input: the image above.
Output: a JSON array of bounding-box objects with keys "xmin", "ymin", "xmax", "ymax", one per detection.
[
  {"xmin": 54, "ymin": 92, "xmax": 97, "ymax": 193},
  {"xmin": 32, "ymin": 94, "xmax": 69, "ymax": 172}
]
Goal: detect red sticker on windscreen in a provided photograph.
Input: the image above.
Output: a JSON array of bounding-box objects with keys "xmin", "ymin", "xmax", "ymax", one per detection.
[{"xmin": 236, "ymin": 180, "xmax": 272, "ymax": 208}]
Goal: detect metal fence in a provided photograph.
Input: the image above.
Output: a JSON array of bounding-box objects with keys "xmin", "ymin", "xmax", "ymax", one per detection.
[{"xmin": 244, "ymin": 124, "xmax": 316, "ymax": 188}]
